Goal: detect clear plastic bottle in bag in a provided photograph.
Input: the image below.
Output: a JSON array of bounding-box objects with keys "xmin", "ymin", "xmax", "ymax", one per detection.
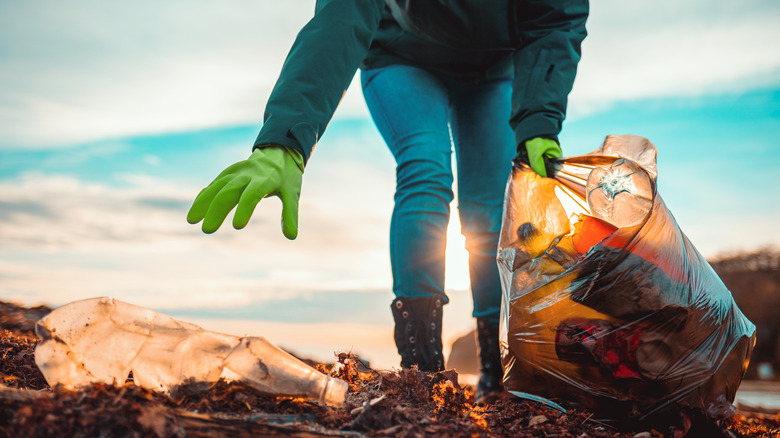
[{"xmin": 586, "ymin": 157, "xmax": 653, "ymax": 229}]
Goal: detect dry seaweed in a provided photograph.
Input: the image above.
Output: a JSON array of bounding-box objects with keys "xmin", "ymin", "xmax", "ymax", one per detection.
[{"xmin": 0, "ymin": 301, "xmax": 777, "ymax": 437}]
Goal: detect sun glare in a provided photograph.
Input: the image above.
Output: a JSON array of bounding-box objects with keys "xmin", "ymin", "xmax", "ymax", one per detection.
[
  {"xmin": 445, "ymin": 213, "xmax": 471, "ymax": 291},
  {"xmin": 443, "ymin": 185, "xmax": 588, "ymax": 294},
  {"xmin": 555, "ymin": 185, "xmax": 590, "ymax": 218}
]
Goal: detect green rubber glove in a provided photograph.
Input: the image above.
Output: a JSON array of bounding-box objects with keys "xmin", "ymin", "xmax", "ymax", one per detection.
[
  {"xmin": 187, "ymin": 145, "xmax": 304, "ymax": 239},
  {"xmin": 524, "ymin": 137, "xmax": 563, "ymax": 177}
]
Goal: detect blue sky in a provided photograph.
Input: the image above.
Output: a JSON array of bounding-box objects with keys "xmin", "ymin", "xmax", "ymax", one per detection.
[{"xmin": 1, "ymin": 1, "xmax": 779, "ymax": 368}]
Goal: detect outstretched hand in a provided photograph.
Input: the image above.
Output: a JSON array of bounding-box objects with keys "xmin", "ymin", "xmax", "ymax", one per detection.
[{"xmin": 187, "ymin": 145, "xmax": 304, "ymax": 239}]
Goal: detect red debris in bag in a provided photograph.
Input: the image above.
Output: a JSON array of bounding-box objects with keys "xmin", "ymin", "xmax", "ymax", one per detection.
[{"xmin": 555, "ymin": 318, "xmax": 644, "ymax": 380}]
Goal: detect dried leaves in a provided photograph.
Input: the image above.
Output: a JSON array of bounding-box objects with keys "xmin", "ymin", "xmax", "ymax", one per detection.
[{"xmin": 0, "ymin": 331, "xmax": 48, "ymax": 390}]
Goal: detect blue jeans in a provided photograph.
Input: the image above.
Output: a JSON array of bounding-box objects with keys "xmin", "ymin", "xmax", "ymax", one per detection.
[{"xmin": 361, "ymin": 65, "xmax": 515, "ymax": 324}]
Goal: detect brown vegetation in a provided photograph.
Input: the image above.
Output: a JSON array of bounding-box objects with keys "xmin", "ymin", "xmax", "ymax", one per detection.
[{"xmin": 1, "ymin": 301, "xmax": 778, "ymax": 437}]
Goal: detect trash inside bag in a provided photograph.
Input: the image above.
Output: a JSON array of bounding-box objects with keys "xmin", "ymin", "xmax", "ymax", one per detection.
[
  {"xmin": 34, "ymin": 297, "xmax": 348, "ymax": 407},
  {"xmin": 497, "ymin": 135, "xmax": 756, "ymax": 421}
]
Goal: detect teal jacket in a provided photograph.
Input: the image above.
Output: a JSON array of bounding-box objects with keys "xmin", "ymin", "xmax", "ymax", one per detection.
[{"xmin": 255, "ymin": 0, "xmax": 589, "ymax": 165}]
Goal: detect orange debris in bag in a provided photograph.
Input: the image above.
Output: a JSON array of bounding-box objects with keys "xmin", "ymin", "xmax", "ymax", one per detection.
[{"xmin": 571, "ymin": 214, "xmax": 618, "ymax": 254}]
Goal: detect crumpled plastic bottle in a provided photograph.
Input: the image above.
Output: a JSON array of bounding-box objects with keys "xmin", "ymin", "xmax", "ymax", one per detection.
[
  {"xmin": 34, "ymin": 297, "xmax": 348, "ymax": 407},
  {"xmin": 586, "ymin": 157, "xmax": 653, "ymax": 228}
]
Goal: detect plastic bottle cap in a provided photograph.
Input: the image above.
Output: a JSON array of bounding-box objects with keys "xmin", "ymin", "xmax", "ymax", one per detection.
[{"xmin": 319, "ymin": 377, "xmax": 348, "ymax": 407}]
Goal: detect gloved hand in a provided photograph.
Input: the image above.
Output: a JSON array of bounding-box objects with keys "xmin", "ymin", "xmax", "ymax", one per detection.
[
  {"xmin": 187, "ymin": 145, "xmax": 304, "ymax": 239},
  {"xmin": 524, "ymin": 137, "xmax": 563, "ymax": 177}
]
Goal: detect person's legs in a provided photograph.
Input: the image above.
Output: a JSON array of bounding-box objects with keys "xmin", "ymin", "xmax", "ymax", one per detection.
[
  {"xmin": 449, "ymin": 76, "xmax": 515, "ymax": 397},
  {"xmin": 361, "ymin": 65, "xmax": 454, "ymax": 371},
  {"xmin": 450, "ymin": 76, "xmax": 515, "ymax": 324}
]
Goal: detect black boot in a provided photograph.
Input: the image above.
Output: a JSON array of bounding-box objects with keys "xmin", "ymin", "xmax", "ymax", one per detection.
[
  {"xmin": 475, "ymin": 318, "xmax": 504, "ymax": 401},
  {"xmin": 391, "ymin": 296, "xmax": 445, "ymax": 372}
]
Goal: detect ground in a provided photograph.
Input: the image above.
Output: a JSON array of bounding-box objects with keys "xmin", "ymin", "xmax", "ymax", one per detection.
[{"xmin": 0, "ymin": 301, "xmax": 778, "ymax": 438}]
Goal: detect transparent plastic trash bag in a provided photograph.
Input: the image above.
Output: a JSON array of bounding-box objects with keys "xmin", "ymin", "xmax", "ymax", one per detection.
[
  {"xmin": 34, "ymin": 297, "xmax": 348, "ymax": 407},
  {"xmin": 497, "ymin": 135, "xmax": 756, "ymax": 421}
]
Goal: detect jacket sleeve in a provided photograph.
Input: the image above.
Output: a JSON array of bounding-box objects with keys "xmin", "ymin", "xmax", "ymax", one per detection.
[
  {"xmin": 253, "ymin": 0, "xmax": 385, "ymax": 164},
  {"xmin": 510, "ymin": 0, "xmax": 589, "ymax": 149}
]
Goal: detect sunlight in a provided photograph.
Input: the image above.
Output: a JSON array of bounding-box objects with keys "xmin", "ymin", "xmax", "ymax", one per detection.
[
  {"xmin": 555, "ymin": 184, "xmax": 590, "ymax": 219},
  {"xmin": 443, "ymin": 185, "xmax": 588, "ymax": 294},
  {"xmin": 445, "ymin": 212, "xmax": 471, "ymax": 291}
]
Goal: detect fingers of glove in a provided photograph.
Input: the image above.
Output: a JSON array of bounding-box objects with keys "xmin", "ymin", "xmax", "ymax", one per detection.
[
  {"xmin": 279, "ymin": 188, "xmax": 301, "ymax": 240},
  {"xmin": 201, "ymin": 176, "xmax": 251, "ymax": 233},
  {"xmin": 232, "ymin": 179, "xmax": 276, "ymax": 230},
  {"xmin": 528, "ymin": 152, "xmax": 548, "ymax": 177},
  {"xmin": 540, "ymin": 142, "xmax": 563, "ymax": 177},
  {"xmin": 545, "ymin": 149, "xmax": 562, "ymax": 160},
  {"xmin": 187, "ymin": 175, "xmax": 233, "ymax": 224},
  {"xmin": 543, "ymin": 143, "xmax": 563, "ymax": 159}
]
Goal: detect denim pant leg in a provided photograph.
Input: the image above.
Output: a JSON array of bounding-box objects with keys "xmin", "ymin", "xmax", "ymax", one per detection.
[
  {"xmin": 361, "ymin": 65, "xmax": 454, "ymax": 303},
  {"xmin": 450, "ymin": 77, "xmax": 515, "ymax": 324}
]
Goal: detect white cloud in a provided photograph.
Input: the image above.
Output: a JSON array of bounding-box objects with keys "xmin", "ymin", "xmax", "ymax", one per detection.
[
  {"xmin": 142, "ymin": 154, "xmax": 161, "ymax": 166},
  {"xmin": 0, "ymin": 164, "xmax": 396, "ymax": 306},
  {"xmin": 1, "ymin": 0, "xmax": 778, "ymax": 148},
  {"xmin": 569, "ymin": 0, "xmax": 780, "ymax": 115},
  {"xmin": 0, "ymin": 1, "xmax": 316, "ymax": 148}
]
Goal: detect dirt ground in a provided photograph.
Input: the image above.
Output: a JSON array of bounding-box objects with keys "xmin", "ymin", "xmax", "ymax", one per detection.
[{"xmin": 1, "ymin": 301, "xmax": 778, "ymax": 438}]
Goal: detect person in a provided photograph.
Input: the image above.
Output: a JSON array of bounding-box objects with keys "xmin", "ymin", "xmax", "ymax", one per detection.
[{"xmin": 187, "ymin": 0, "xmax": 588, "ymax": 402}]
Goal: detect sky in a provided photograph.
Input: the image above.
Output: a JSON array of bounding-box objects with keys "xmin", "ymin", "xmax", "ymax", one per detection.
[{"xmin": 1, "ymin": 1, "xmax": 779, "ymax": 369}]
